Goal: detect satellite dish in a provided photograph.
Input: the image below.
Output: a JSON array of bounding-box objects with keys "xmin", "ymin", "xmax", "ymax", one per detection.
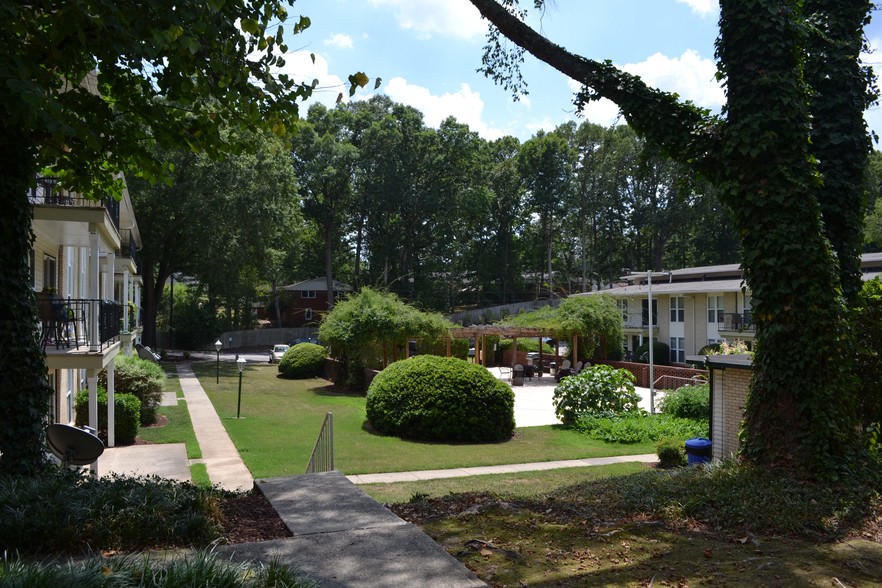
[{"xmin": 46, "ymin": 424, "xmax": 104, "ymax": 466}]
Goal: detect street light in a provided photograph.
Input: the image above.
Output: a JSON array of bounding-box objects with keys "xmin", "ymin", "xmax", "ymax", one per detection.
[
  {"xmin": 215, "ymin": 339, "xmax": 222, "ymax": 384},
  {"xmin": 621, "ymin": 269, "xmax": 670, "ymax": 414},
  {"xmin": 236, "ymin": 355, "xmax": 246, "ymax": 418}
]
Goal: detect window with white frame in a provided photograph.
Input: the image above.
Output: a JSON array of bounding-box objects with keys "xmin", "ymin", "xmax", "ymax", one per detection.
[
  {"xmin": 616, "ymin": 299, "xmax": 629, "ymax": 321},
  {"xmin": 670, "ymin": 337, "xmax": 685, "ymax": 363},
  {"xmin": 707, "ymin": 295, "xmax": 724, "ymax": 324},
  {"xmin": 301, "ymin": 290, "xmax": 316, "ymax": 299},
  {"xmin": 641, "ymin": 299, "xmax": 658, "ymax": 326},
  {"xmin": 670, "ymin": 297, "xmax": 685, "ymax": 323},
  {"xmin": 43, "ymin": 255, "xmax": 57, "ymax": 291}
]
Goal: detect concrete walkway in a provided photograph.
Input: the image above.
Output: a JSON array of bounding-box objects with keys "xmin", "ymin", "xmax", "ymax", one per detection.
[
  {"xmin": 219, "ymin": 472, "xmax": 486, "ymax": 587},
  {"xmin": 177, "ymin": 363, "xmax": 253, "ymax": 492},
  {"xmin": 347, "ymin": 453, "xmax": 657, "ymax": 484}
]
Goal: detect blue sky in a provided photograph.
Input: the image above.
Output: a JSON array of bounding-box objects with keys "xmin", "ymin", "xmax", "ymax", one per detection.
[{"xmin": 277, "ymin": 0, "xmax": 882, "ymax": 144}]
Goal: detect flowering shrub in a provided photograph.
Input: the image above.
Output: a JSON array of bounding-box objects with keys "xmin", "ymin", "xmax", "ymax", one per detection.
[{"xmin": 552, "ymin": 365, "xmax": 639, "ymax": 425}]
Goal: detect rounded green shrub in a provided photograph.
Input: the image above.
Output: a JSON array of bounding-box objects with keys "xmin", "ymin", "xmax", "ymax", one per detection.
[
  {"xmin": 366, "ymin": 355, "xmax": 515, "ymax": 442},
  {"xmin": 278, "ymin": 342, "xmax": 327, "ymax": 379},
  {"xmin": 659, "ymin": 383, "xmax": 710, "ymax": 420},
  {"xmin": 74, "ymin": 387, "xmax": 141, "ymax": 445},
  {"xmin": 553, "ymin": 365, "xmax": 640, "ymax": 426},
  {"xmin": 99, "ymin": 354, "xmax": 165, "ymax": 426},
  {"xmin": 656, "ymin": 437, "xmax": 688, "ymax": 468},
  {"xmin": 634, "ymin": 341, "xmax": 671, "ymax": 365}
]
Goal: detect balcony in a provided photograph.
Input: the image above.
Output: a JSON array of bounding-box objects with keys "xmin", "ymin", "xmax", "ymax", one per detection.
[
  {"xmin": 622, "ymin": 311, "xmax": 658, "ymax": 330},
  {"xmin": 118, "ymin": 229, "xmax": 138, "ymax": 268},
  {"xmin": 36, "ymin": 294, "xmax": 121, "ymax": 353},
  {"xmin": 28, "ymin": 175, "xmax": 120, "ymax": 231},
  {"xmin": 718, "ymin": 312, "xmax": 756, "ymax": 334}
]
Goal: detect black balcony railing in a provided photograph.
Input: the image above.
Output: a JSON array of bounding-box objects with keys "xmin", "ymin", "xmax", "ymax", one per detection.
[
  {"xmin": 29, "ymin": 175, "xmax": 120, "ymax": 231},
  {"xmin": 118, "ymin": 229, "xmax": 138, "ymax": 267},
  {"xmin": 36, "ymin": 295, "xmax": 121, "ymax": 351},
  {"xmin": 718, "ymin": 312, "xmax": 755, "ymax": 333}
]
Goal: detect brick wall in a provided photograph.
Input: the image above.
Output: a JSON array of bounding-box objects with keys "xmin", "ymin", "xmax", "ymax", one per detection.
[{"xmin": 712, "ymin": 367, "xmax": 751, "ymax": 460}]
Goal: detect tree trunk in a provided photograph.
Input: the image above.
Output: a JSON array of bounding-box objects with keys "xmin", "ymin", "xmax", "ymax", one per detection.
[
  {"xmin": 324, "ymin": 224, "xmax": 335, "ymax": 310},
  {"xmin": 0, "ymin": 129, "xmax": 53, "ymax": 475},
  {"xmin": 719, "ymin": 0, "xmax": 859, "ymax": 471}
]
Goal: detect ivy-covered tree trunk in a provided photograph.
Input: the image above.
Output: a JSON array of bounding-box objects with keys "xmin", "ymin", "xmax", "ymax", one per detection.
[
  {"xmin": 467, "ymin": 0, "xmax": 873, "ymax": 474},
  {"xmin": 717, "ymin": 0, "xmax": 860, "ymax": 471},
  {"xmin": 0, "ymin": 129, "xmax": 53, "ymax": 475}
]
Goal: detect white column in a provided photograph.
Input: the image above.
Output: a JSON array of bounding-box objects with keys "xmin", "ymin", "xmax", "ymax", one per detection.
[
  {"xmin": 107, "ymin": 358, "xmax": 115, "ymax": 447},
  {"xmin": 87, "ymin": 372, "xmax": 99, "ymax": 475},
  {"xmin": 123, "ymin": 269, "xmax": 131, "ymax": 333},
  {"xmin": 89, "ymin": 231, "xmax": 100, "ymax": 352}
]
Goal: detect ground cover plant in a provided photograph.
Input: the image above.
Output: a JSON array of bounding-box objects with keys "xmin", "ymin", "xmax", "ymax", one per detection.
[
  {"xmin": 385, "ymin": 460, "xmax": 882, "ymax": 587},
  {"xmin": 0, "ymin": 468, "xmax": 222, "ymax": 554},
  {"xmin": 366, "ymin": 355, "xmax": 515, "ymax": 442},
  {"xmin": 192, "ymin": 362, "xmax": 653, "ymax": 478},
  {"xmin": 0, "ymin": 550, "xmax": 314, "ymax": 587},
  {"xmin": 573, "ymin": 411, "xmax": 708, "ymax": 444}
]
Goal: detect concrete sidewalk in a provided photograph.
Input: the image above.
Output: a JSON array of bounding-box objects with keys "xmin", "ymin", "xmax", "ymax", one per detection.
[
  {"xmin": 347, "ymin": 453, "xmax": 657, "ymax": 484},
  {"xmin": 218, "ymin": 471, "xmax": 486, "ymax": 587},
  {"xmin": 177, "ymin": 363, "xmax": 253, "ymax": 491}
]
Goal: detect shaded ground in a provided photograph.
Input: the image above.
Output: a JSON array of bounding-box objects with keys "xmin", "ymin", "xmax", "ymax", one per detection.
[
  {"xmin": 387, "ymin": 493, "xmax": 882, "ymax": 587},
  {"xmin": 219, "ymin": 491, "xmax": 291, "ymax": 544}
]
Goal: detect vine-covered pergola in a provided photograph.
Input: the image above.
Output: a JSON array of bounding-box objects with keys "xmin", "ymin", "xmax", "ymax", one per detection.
[{"xmin": 449, "ymin": 325, "xmax": 546, "ymax": 372}]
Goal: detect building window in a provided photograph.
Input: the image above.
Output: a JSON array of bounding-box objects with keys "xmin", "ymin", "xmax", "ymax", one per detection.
[
  {"xmin": 707, "ymin": 295, "xmax": 723, "ymax": 323},
  {"xmin": 301, "ymin": 290, "xmax": 316, "ymax": 299},
  {"xmin": 641, "ymin": 299, "xmax": 658, "ymax": 326},
  {"xmin": 670, "ymin": 297, "xmax": 685, "ymax": 323},
  {"xmin": 670, "ymin": 337, "xmax": 685, "ymax": 363},
  {"xmin": 304, "ymin": 308, "xmax": 313, "ymax": 321},
  {"xmin": 616, "ymin": 299, "xmax": 629, "ymax": 321},
  {"xmin": 43, "ymin": 254, "xmax": 57, "ymax": 291}
]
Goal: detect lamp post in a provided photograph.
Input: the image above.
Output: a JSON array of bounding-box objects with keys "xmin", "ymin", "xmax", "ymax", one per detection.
[
  {"xmin": 621, "ymin": 269, "xmax": 670, "ymax": 414},
  {"xmin": 215, "ymin": 339, "xmax": 222, "ymax": 384},
  {"xmin": 236, "ymin": 355, "xmax": 246, "ymax": 418}
]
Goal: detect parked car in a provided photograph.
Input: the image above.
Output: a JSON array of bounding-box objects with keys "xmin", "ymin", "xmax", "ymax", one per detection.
[{"xmin": 269, "ymin": 344, "xmax": 290, "ymax": 364}]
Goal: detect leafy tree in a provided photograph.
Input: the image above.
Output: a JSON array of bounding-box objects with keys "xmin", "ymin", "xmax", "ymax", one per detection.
[
  {"xmin": 318, "ymin": 288, "xmax": 451, "ymax": 390},
  {"xmin": 518, "ymin": 130, "xmax": 574, "ymax": 299},
  {"xmin": 291, "ymin": 104, "xmax": 359, "ymax": 309},
  {"xmin": 469, "ymin": 0, "xmax": 875, "ymax": 474},
  {"xmin": 0, "ymin": 0, "xmax": 367, "ymax": 474},
  {"xmin": 130, "ymin": 130, "xmax": 299, "ymax": 346}
]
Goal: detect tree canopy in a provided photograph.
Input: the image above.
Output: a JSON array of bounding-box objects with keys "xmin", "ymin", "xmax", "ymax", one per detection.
[
  {"xmin": 0, "ymin": 0, "xmax": 368, "ymax": 474},
  {"xmin": 468, "ymin": 0, "xmax": 876, "ymax": 475}
]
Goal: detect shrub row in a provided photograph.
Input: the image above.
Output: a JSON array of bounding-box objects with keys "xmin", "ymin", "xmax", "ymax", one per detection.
[
  {"xmin": 99, "ymin": 354, "xmax": 165, "ymax": 426},
  {"xmin": 74, "ymin": 388, "xmax": 141, "ymax": 445}
]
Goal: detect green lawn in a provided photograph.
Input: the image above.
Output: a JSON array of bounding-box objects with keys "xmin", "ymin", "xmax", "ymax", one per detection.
[
  {"xmin": 137, "ymin": 390, "xmax": 202, "ymax": 459},
  {"xmin": 191, "ymin": 362, "xmax": 655, "ymax": 479}
]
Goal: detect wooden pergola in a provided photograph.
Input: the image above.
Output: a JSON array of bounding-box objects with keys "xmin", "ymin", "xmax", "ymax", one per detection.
[{"xmin": 448, "ymin": 325, "xmax": 548, "ymax": 372}]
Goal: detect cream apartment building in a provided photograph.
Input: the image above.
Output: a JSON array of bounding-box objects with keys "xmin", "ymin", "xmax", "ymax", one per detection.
[{"xmin": 575, "ymin": 253, "xmax": 882, "ymax": 364}]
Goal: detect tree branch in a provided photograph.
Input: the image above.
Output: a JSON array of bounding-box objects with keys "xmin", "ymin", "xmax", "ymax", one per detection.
[{"xmin": 469, "ymin": 0, "xmax": 722, "ymax": 175}]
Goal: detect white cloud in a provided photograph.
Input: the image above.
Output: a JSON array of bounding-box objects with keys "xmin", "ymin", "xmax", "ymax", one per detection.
[
  {"xmin": 565, "ymin": 49, "xmax": 724, "ymax": 121},
  {"xmin": 627, "ymin": 50, "xmax": 724, "ymax": 109},
  {"xmin": 675, "ymin": 0, "xmax": 718, "ymax": 17},
  {"xmin": 383, "ymin": 77, "xmax": 505, "ymax": 139},
  {"xmin": 368, "ymin": 0, "xmax": 486, "ymax": 40},
  {"xmin": 277, "ymin": 51, "xmax": 350, "ymax": 109},
  {"xmin": 323, "ymin": 33, "xmax": 354, "ymax": 49}
]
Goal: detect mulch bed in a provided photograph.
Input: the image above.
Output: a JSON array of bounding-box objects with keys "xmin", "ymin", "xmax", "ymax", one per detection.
[{"xmin": 219, "ymin": 491, "xmax": 292, "ymax": 544}]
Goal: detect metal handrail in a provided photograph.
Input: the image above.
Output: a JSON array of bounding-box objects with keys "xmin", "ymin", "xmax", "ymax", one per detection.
[
  {"xmin": 305, "ymin": 412, "xmax": 334, "ymax": 474},
  {"xmin": 653, "ymin": 374, "xmax": 709, "ymax": 392}
]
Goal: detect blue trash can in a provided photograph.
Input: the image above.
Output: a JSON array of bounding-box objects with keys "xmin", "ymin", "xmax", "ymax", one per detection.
[{"xmin": 684, "ymin": 437, "xmax": 712, "ymax": 465}]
